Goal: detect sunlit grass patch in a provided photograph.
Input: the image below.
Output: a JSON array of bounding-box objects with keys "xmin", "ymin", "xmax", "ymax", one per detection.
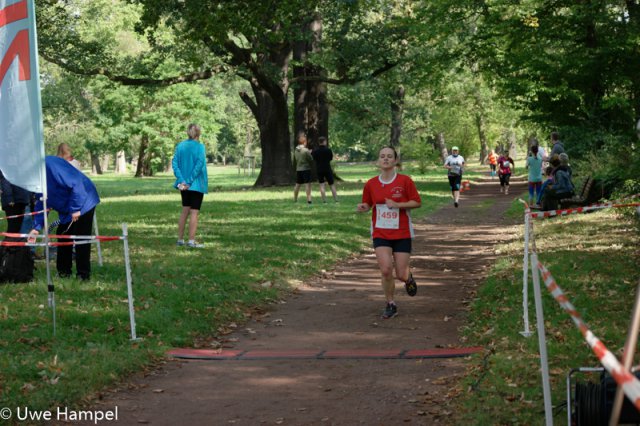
[{"xmin": 453, "ymin": 206, "xmax": 640, "ymax": 424}]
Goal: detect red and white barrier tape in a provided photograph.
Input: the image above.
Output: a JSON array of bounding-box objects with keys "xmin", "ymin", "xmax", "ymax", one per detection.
[
  {"xmin": 0, "ymin": 239, "xmax": 108, "ymax": 247},
  {"xmin": 529, "ymin": 202, "xmax": 640, "ymax": 219},
  {"xmin": 1, "ymin": 232, "xmax": 122, "ymax": 241},
  {"xmin": 536, "ymin": 260, "xmax": 640, "ymax": 409},
  {"xmin": 0, "ymin": 208, "xmax": 50, "ymax": 221}
]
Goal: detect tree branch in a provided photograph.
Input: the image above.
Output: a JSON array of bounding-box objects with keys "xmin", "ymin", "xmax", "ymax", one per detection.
[
  {"xmin": 40, "ymin": 52, "xmax": 228, "ymax": 86},
  {"xmin": 239, "ymin": 91, "xmax": 258, "ymax": 118},
  {"xmin": 289, "ymin": 60, "xmax": 398, "ymax": 85}
]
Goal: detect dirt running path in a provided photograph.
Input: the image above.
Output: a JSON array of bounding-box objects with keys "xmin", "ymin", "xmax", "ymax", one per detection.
[{"xmin": 86, "ymin": 177, "xmax": 527, "ymax": 426}]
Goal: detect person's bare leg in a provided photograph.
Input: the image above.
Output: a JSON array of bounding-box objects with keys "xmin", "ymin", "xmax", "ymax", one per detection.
[
  {"xmin": 177, "ymin": 207, "xmax": 190, "ymax": 240},
  {"xmin": 453, "ymin": 189, "xmax": 460, "ymax": 203},
  {"xmin": 393, "ymin": 252, "xmax": 411, "ymax": 283},
  {"xmin": 330, "ymin": 184, "xmax": 338, "ymax": 201},
  {"xmin": 375, "ymin": 247, "xmax": 396, "ymax": 302},
  {"xmin": 319, "ymin": 183, "xmax": 327, "ymax": 203},
  {"xmin": 293, "ymin": 183, "xmax": 301, "ymax": 202},
  {"xmin": 305, "ymin": 183, "xmax": 312, "ymax": 203},
  {"xmin": 188, "ymin": 209, "xmax": 200, "ymax": 241}
]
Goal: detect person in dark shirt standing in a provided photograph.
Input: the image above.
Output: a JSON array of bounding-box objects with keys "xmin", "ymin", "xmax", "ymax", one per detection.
[
  {"xmin": 311, "ymin": 137, "xmax": 338, "ymax": 203},
  {"xmin": 0, "ymin": 169, "xmax": 34, "ymax": 235}
]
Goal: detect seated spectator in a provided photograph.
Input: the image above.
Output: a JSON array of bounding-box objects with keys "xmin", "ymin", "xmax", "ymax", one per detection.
[
  {"xmin": 535, "ymin": 166, "xmax": 555, "ymax": 208},
  {"xmin": 541, "ymin": 154, "xmax": 575, "ymax": 211}
]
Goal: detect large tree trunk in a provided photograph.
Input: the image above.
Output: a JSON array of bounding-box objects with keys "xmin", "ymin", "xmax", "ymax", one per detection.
[
  {"xmin": 507, "ymin": 128, "xmax": 517, "ymax": 160},
  {"xmin": 475, "ymin": 110, "xmax": 488, "ymax": 164},
  {"xmin": 389, "ymin": 85, "xmax": 404, "ymax": 148},
  {"xmin": 293, "ymin": 14, "xmax": 327, "ymax": 151},
  {"xmin": 435, "ymin": 132, "xmax": 447, "ymax": 162},
  {"xmin": 90, "ymin": 151, "xmax": 103, "ymax": 175},
  {"xmin": 115, "ymin": 150, "xmax": 127, "ymax": 174},
  {"xmin": 242, "ymin": 84, "xmax": 294, "ymax": 186},
  {"xmin": 135, "ymin": 135, "xmax": 149, "ymax": 177}
]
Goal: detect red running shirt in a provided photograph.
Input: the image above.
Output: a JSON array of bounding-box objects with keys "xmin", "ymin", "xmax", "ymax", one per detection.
[{"xmin": 361, "ymin": 173, "xmax": 422, "ymax": 240}]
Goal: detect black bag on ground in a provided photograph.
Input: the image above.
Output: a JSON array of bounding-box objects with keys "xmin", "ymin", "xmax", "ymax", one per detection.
[{"xmin": 0, "ymin": 245, "xmax": 34, "ymax": 284}]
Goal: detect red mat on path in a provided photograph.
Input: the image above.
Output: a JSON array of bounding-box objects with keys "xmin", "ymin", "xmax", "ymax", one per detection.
[{"xmin": 167, "ymin": 347, "xmax": 483, "ymax": 360}]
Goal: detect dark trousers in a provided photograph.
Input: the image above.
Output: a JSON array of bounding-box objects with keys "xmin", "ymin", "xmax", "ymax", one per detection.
[
  {"xmin": 3, "ymin": 204, "xmax": 26, "ymax": 236},
  {"xmin": 56, "ymin": 208, "xmax": 95, "ymax": 280}
]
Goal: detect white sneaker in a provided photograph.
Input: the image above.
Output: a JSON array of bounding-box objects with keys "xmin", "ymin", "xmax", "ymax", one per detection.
[
  {"xmin": 187, "ymin": 241, "xmax": 204, "ymax": 249},
  {"xmin": 176, "ymin": 240, "xmax": 185, "ymax": 247}
]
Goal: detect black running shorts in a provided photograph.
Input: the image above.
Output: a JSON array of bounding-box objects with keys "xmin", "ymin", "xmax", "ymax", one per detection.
[
  {"xmin": 373, "ymin": 238, "xmax": 412, "ymax": 253},
  {"xmin": 181, "ymin": 190, "xmax": 204, "ymax": 210}
]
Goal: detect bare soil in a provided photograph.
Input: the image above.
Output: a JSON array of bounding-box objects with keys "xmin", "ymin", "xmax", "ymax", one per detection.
[{"xmin": 82, "ymin": 177, "xmax": 527, "ymax": 426}]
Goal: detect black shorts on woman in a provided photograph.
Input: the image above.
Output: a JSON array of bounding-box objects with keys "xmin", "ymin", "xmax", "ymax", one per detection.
[
  {"xmin": 373, "ymin": 237, "xmax": 412, "ymax": 253},
  {"xmin": 181, "ymin": 190, "xmax": 204, "ymax": 210}
]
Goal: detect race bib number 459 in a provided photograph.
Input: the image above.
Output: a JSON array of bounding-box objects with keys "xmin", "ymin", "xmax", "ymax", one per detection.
[{"xmin": 375, "ymin": 204, "xmax": 400, "ymax": 229}]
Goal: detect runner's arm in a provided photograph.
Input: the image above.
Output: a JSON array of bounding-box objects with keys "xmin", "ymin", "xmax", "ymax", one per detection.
[
  {"xmin": 356, "ymin": 203, "xmax": 371, "ymax": 212},
  {"xmin": 385, "ymin": 199, "xmax": 421, "ymax": 210}
]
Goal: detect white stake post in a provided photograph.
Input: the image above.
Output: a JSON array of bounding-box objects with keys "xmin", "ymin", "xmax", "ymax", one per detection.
[
  {"xmin": 531, "ymin": 252, "xmax": 553, "ymax": 426},
  {"xmin": 93, "ymin": 214, "xmax": 103, "ymax": 266},
  {"xmin": 122, "ymin": 223, "xmax": 139, "ymax": 341},
  {"xmin": 609, "ymin": 281, "xmax": 640, "ymax": 426},
  {"xmin": 519, "ymin": 200, "xmax": 532, "ymax": 337}
]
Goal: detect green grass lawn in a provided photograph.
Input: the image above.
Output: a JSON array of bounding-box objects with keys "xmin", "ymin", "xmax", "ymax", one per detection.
[
  {"xmin": 452, "ymin": 197, "xmax": 640, "ymax": 424},
  {"xmin": 0, "ymin": 161, "xmax": 455, "ymax": 412}
]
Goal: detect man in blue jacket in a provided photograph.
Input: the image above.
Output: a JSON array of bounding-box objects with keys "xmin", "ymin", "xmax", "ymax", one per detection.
[{"xmin": 30, "ymin": 156, "xmax": 100, "ymax": 280}]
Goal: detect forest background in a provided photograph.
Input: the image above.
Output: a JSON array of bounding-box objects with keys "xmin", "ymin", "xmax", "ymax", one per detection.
[{"xmin": 35, "ymin": 0, "xmax": 639, "ymax": 195}]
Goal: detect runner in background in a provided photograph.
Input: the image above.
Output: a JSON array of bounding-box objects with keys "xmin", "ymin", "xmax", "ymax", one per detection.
[
  {"xmin": 497, "ymin": 150, "xmax": 515, "ymax": 195},
  {"xmin": 444, "ymin": 146, "xmax": 465, "ymax": 208},
  {"xmin": 487, "ymin": 149, "xmax": 498, "ymax": 179},
  {"xmin": 357, "ymin": 146, "xmax": 421, "ymax": 319}
]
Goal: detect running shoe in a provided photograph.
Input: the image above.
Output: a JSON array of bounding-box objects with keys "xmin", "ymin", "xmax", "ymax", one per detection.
[
  {"xmin": 187, "ymin": 241, "xmax": 204, "ymax": 249},
  {"xmin": 176, "ymin": 240, "xmax": 185, "ymax": 247},
  {"xmin": 454, "ymin": 201, "xmax": 459, "ymax": 208},
  {"xmin": 382, "ymin": 302, "xmax": 398, "ymax": 319},
  {"xmin": 405, "ymin": 273, "xmax": 417, "ymax": 296}
]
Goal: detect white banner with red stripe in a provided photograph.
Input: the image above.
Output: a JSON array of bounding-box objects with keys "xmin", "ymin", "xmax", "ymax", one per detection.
[{"xmin": 0, "ymin": 0, "xmax": 46, "ymax": 193}]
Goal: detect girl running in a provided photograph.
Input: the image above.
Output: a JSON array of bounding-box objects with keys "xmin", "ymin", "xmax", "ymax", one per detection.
[
  {"xmin": 357, "ymin": 146, "xmax": 422, "ymax": 319},
  {"xmin": 497, "ymin": 151, "xmax": 515, "ymax": 195},
  {"xmin": 488, "ymin": 150, "xmax": 498, "ymax": 178}
]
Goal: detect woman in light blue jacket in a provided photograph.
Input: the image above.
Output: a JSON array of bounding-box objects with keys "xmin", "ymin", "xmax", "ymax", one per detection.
[{"xmin": 172, "ymin": 123, "xmax": 208, "ymax": 248}]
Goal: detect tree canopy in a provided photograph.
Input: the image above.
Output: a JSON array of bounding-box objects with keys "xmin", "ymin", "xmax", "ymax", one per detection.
[{"xmin": 30, "ymin": 0, "xmax": 640, "ymax": 193}]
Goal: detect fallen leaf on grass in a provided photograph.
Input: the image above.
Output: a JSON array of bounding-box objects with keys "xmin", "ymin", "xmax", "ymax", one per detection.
[{"xmin": 21, "ymin": 383, "xmax": 35, "ymax": 393}]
